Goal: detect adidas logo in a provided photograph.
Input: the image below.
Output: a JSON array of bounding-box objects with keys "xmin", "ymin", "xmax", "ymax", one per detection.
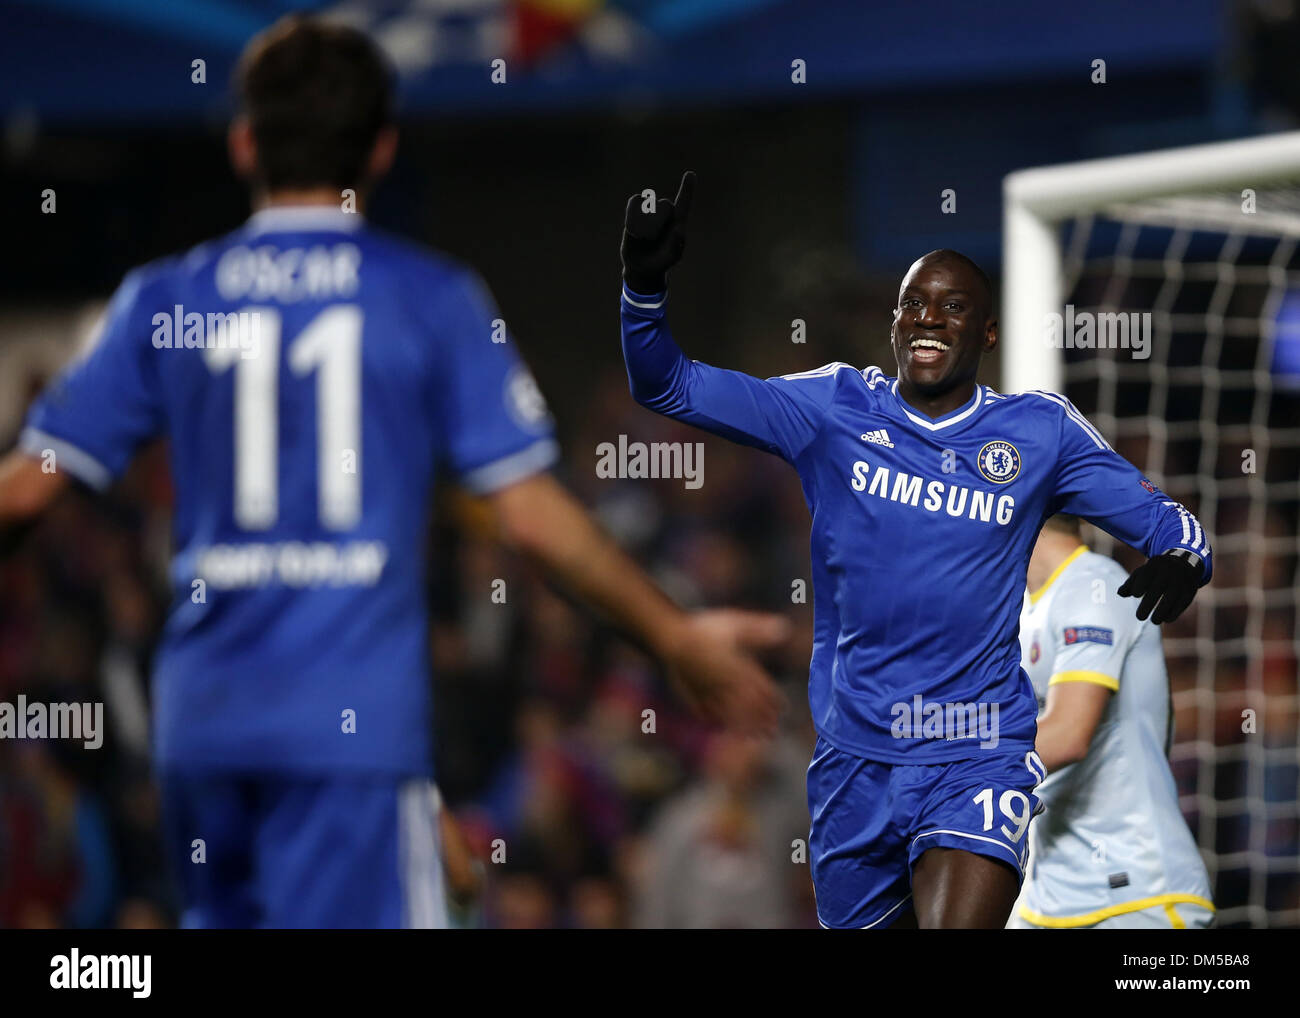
[{"xmin": 860, "ymin": 428, "xmax": 895, "ymax": 448}]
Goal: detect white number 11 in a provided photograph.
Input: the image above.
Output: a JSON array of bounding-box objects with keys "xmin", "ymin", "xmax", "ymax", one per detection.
[{"xmin": 204, "ymin": 305, "xmax": 362, "ymax": 531}]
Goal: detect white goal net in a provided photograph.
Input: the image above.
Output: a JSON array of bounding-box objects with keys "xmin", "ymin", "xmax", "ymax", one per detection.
[{"xmin": 1004, "ymin": 136, "xmax": 1300, "ymax": 929}]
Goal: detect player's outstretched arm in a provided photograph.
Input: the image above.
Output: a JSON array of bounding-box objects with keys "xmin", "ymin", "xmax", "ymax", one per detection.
[
  {"xmin": 618, "ymin": 170, "xmax": 709, "ymax": 414},
  {"xmin": 488, "ymin": 472, "xmax": 788, "ymax": 735},
  {"xmin": 0, "ymin": 450, "xmax": 68, "ymax": 523},
  {"xmin": 1117, "ymin": 549, "xmax": 1204, "ymax": 625},
  {"xmin": 619, "ymin": 172, "xmax": 837, "ymax": 462},
  {"xmin": 1049, "ymin": 399, "xmax": 1211, "ymax": 624},
  {"xmin": 0, "ymin": 451, "xmax": 69, "ymax": 554}
]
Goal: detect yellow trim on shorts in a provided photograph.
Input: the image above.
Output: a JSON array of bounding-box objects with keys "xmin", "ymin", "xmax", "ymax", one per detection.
[
  {"xmin": 1048, "ymin": 670, "xmax": 1119, "ymax": 691},
  {"xmin": 1028, "ymin": 546, "xmax": 1088, "ymax": 605},
  {"xmin": 1164, "ymin": 903, "xmax": 1186, "ymax": 929},
  {"xmin": 1017, "ymin": 893, "xmax": 1215, "ymax": 928}
]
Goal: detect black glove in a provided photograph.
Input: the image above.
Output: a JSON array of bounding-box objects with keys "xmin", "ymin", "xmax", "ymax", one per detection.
[
  {"xmin": 1117, "ymin": 549, "xmax": 1203, "ymax": 624},
  {"xmin": 621, "ymin": 170, "xmax": 695, "ymax": 295}
]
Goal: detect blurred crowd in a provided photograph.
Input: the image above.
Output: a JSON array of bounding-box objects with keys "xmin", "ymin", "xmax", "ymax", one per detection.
[
  {"xmin": 431, "ymin": 366, "xmax": 820, "ymax": 928},
  {"xmin": 0, "ymin": 354, "xmax": 826, "ymax": 928},
  {"xmin": 0, "ymin": 315, "xmax": 1296, "ymax": 929}
]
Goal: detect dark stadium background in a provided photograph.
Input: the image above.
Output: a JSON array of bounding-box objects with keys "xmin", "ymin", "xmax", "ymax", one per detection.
[{"xmin": 0, "ymin": 0, "xmax": 1295, "ymax": 928}]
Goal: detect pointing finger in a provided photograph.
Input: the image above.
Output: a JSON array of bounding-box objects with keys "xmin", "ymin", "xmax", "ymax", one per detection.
[{"xmin": 672, "ymin": 170, "xmax": 696, "ymax": 226}]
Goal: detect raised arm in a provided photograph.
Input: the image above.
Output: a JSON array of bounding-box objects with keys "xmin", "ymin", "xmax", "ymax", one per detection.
[{"xmin": 619, "ymin": 172, "xmax": 840, "ymax": 463}]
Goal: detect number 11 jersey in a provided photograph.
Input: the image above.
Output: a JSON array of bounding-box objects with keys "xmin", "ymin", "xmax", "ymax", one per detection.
[{"xmin": 23, "ymin": 206, "xmax": 558, "ymax": 776}]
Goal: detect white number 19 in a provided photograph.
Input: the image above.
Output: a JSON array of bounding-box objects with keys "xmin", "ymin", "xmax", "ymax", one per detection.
[{"xmin": 972, "ymin": 787, "xmax": 1032, "ymax": 844}]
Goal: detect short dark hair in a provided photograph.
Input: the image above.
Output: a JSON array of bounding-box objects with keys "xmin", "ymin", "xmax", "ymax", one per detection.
[
  {"xmin": 235, "ymin": 15, "xmax": 394, "ymax": 191},
  {"xmin": 912, "ymin": 249, "xmax": 995, "ymax": 316}
]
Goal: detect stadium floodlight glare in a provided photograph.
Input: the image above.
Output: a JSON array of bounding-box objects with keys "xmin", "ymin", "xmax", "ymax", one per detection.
[{"xmin": 1002, "ymin": 132, "xmax": 1300, "ymax": 928}]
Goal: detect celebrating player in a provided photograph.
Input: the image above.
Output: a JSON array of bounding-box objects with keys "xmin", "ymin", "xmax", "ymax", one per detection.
[
  {"xmin": 0, "ymin": 20, "xmax": 786, "ymax": 928},
  {"xmin": 1009, "ymin": 515, "xmax": 1214, "ymax": 929},
  {"xmin": 618, "ymin": 172, "xmax": 1212, "ymax": 929}
]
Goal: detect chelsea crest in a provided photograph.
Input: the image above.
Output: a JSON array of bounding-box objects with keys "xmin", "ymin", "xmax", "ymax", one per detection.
[{"xmin": 977, "ymin": 440, "xmax": 1021, "ymax": 483}]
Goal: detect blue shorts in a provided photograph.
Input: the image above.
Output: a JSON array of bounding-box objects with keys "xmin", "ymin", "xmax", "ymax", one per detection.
[
  {"xmin": 160, "ymin": 772, "xmax": 447, "ymax": 928},
  {"xmin": 808, "ymin": 737, "xmax": 1045, "ymax": 929}
]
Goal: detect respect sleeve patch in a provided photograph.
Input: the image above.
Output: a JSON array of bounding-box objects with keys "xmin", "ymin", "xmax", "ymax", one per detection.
[{"xmin": 1063, "ymin": 626, "xmax": 1114, "ymax": 646}]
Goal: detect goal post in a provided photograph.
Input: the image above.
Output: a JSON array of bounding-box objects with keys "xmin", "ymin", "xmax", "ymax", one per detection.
[
  {"xmin": 1003, "ymin": 131, "xmax": 1300, "ymax": 393},
  {"xmin": 1001, "ymin": 133, "xmax": 1300, "ymax": 929}
]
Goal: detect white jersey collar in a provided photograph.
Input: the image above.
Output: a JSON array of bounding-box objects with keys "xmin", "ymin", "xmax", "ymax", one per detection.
[
  {"xmin": 246, "ymin": 206, "xmax": 364, "ymax": 234},
  {"xmin": 890, "ymin": 380, "xmax": 986, "ymax": 432}
]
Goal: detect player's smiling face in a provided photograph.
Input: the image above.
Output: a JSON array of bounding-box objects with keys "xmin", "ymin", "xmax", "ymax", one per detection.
[{"xmin": 890, "ymin": 258, "xmax": 997, "ymax": 402}]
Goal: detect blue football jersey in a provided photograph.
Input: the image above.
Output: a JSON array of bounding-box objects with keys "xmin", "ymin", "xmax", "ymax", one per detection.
[
  {"xmin": 621, "ymin": 286, "xmax": 1212, "ymax": 764},
  {"xmin": 22, "ymin": 206, "xmax": 558, "ymax": 775}
]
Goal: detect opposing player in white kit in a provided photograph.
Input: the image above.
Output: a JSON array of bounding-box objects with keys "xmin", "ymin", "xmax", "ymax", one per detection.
[{"xmin": 1010, "ymin": 515, "xmax": 1215, "ymax": 929}]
